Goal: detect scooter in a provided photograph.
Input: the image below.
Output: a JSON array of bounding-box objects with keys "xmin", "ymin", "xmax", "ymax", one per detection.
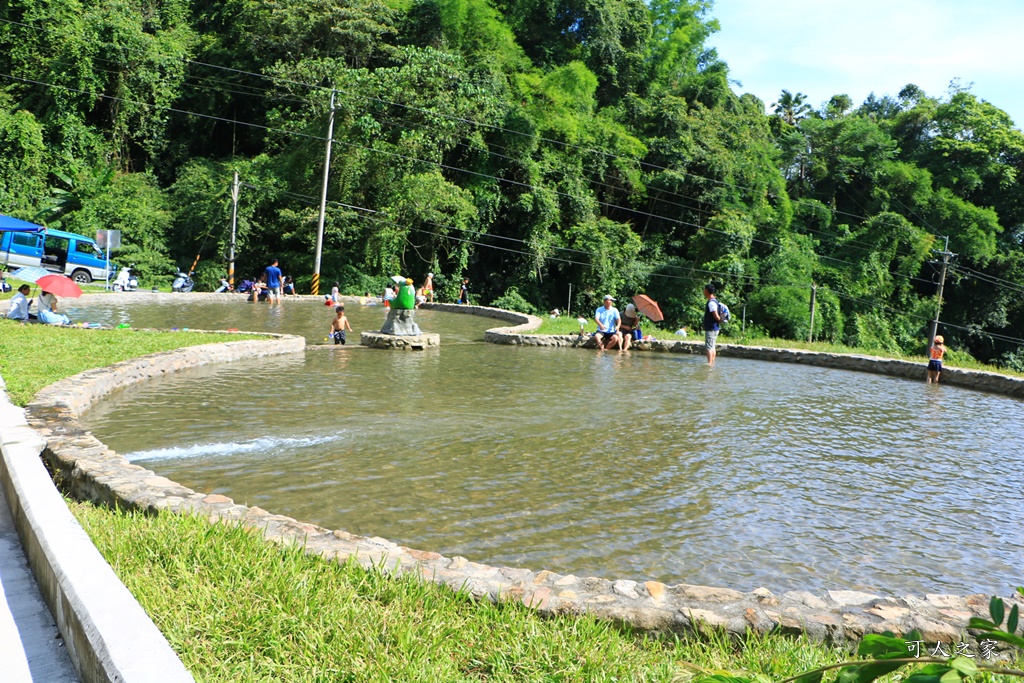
[
  {"xmin": 112, "ymin": 265, "xmax": 139, "ymax": 292},
  {"xmin": 214, "ymin": 278, "xmax": 234, "ymax": 293},
  {"xmin": 172, "ymin": 271, "xmax": 195, "ymax": 293}
]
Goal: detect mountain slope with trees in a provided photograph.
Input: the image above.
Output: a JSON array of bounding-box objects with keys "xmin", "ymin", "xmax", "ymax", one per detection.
[{"xmin": 1, "ymin": 0, "xmax": 1023, "ymax": 366}]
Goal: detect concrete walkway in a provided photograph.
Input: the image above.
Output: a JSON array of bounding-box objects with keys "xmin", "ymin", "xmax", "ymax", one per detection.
[
  {"xmin": 0, "ymin": 481, "xmax": 78, "ymax": 682},
  {"xmin": 2, "ymin": 367, "xmax": 193, "ymax": 683}
]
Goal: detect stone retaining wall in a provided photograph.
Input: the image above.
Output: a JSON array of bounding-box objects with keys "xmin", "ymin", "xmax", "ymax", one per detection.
[
  {"xmin": 361, "ymin": 331, "xmax": 441, "ymax": 350},
  {"xmin": 485, "ymin": 329, "xmax": 1024, "ymax": 397},
  {"xmin": 74, "ymin": 291, "xmax": 326, "ymax": 304},
  {"xmin": 21, "ymin": 327, "xmax": 1023, "ymax": 651},
  {"xmin": 418, "ymin": 302, "xmax": 544, "ymax": 336},
  {"xmin": 2, "ymin": 372, "xmax": 195, "ymax": 682}
]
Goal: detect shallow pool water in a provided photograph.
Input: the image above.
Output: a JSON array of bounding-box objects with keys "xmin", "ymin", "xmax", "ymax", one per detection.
[{"xmin": 75, "ymin": 298, "xmax": 1024, "ymax": 595}]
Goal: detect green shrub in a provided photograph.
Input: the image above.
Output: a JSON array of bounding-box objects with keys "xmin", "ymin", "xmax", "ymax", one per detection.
[
  {"xmin": 192, "ymin": 260, "xmax": 225, "ymax": 292},
  {"xmin": 746, "ymin": 285, "xmax": 814, "ymax": 340},
  {"xmin": 490, "ymin": 286, "xmax": 537, "ymax": 314}
]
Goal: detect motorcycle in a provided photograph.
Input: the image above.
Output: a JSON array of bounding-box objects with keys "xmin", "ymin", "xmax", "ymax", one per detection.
[
  {"xmin": 112, "ymin": 264, "xmax": 139, "ymax": 292},
  {"xmin": 172, "ymin": 271, "xmax": 195, "ymax": 293},
  {"xmin": 214, "ymin": 278, "xmax": 234, "ymax": 293}
]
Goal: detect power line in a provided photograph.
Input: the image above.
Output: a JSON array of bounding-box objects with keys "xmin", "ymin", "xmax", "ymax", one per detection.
[
  {"xmin": 0, "ymin": 15, "xmax": 804, "ymax": 202},
  {"xmin": 0, "ymin": 64, "xmax": 982, "ymax": 306},
  {"xmin": 4, "ymin": 25, "xmax": 1023, "ymax": 324},
  {"xmin": 818, "ymin": 284, "xmax": 1024, "ymax": 348},
  {"xmin": 937, "ymin": 321, "xmax": 1024, "ymax": 347},
  {"xmin": 0, "ymin": 71, "xmax": 325, "ymax": 141},
  {"xmin": 351, "ymin": 108, "xmax": 947, "ymax": 268},
  {"xmin": 0, "ymin": 15, "xmax": 968, "ymax": 258},
  {"xmin": 0, "ymin": 67, "xmax": 947, "ymax": 294},
  {"xmin": 0, "ymin": 14, "xmax": 991, "ymax": 258},
  {"xmin": 950, "ymin": 265, "xmax": 1024, "ymax": 295},
  {"xmin": 247, "ymin": 182, "xmax": 761, "ymax": 285},
  {"xmin": 816, "ymin": 284, "xmax": 932, "ymax": 323},
  {"xmin": 322, "ymin": 104, "xmax": 938, "ymax": 267},
  {"xmin": 370, "ymin": 112, "xmax": 715, "ymax": 220}
]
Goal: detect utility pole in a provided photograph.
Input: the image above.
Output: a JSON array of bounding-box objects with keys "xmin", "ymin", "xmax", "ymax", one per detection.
[
  {"xmin": 312, "ymin": 88, "xmax": 336, "ymax": 296},
  {"xmin": 229, "ymin": 171, "xmax": 239, "ymax": 287},
  {"xmin": 929, "ymin": 236, "xmax": 955, "ymax": 348},
  {"xmin": 808, "ymin": 283, "xmax": 817, "ymax": 343}
]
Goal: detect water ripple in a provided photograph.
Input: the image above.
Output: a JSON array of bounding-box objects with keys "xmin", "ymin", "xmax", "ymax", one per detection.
[
  {"xmin": 78, "ymin": 302, "xmax": 1024, "ymax": 595},
  {"xmin": 126, "ymin": 433, "xmax": 345, "ymax": 462}
]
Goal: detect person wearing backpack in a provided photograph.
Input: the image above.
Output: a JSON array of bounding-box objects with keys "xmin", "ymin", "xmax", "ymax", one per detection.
[{"xmin": 702, "ymin": 283, "xmax": 723, "ymax": 366}]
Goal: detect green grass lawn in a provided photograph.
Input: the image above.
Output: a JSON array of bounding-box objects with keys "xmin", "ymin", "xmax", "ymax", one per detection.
[
  {"xmin": 69, "ymin": 500, "xmax": 851, "ymax": 683},
  {"xmin": 0, "ymin": 319, "xmax": 264, "ymax": 406},
  {"xmin": 67, "ymin": 502, "xmax": 1024, "ymax": 682}
]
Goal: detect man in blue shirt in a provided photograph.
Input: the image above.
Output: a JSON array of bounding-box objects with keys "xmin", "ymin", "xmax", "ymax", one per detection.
[
  {"xmin": 593, "ymin": 294, "xmax": 622, "ymax": 350},
  {"xmin": 264, "ymin": 259, "xmax": 283, "ymax": 303},
  {"xmin": 702, "ymin": 283, "xmax": 721, "ymax": 366}
]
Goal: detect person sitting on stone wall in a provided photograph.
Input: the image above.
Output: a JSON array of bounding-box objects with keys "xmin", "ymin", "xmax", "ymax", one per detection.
[{"xmin": 593, "ymin": 295, "xmax": 621, "ymax": 351}]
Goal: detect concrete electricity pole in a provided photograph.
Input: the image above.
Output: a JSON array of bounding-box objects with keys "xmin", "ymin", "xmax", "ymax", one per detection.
[
  {"xmin": 928, "ymin": 236, "xmax": 955, "ymax": 348},
  {"xmin": 312, "ymin": 88, "xmax": 336, "ymax": 296},
  {"xmin": 229, "ymin": 171, "xmax": 239, "ymax": 287},
  {"xmin": 808, "ymin": 282, "xmax": 817, "ymax": 343}
]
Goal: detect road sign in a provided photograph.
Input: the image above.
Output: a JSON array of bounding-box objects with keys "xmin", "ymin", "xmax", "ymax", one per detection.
[{"xmin": 96, "ymin": 229, "xmax": 122, "ymax": 250}]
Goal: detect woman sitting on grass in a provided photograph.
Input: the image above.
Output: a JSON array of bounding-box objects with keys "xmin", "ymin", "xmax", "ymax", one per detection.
[{"xmin": 37, "ymin": 290, "xmax": 71, "ymax": 325}]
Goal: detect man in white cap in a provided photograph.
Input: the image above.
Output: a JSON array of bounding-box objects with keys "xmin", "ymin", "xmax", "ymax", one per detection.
[{"xmin": 593, "ymin": 294, "xmax": 622, "ymax": 350}]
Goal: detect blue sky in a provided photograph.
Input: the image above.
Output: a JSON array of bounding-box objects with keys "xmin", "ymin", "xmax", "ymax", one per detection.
[{"xmin": 707, "ymin": 0, "xmax": 1024, "ymax": 129}]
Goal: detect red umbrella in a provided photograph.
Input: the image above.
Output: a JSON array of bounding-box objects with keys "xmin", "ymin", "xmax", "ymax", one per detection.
[
  {"xmin": 632, "ymin": 294, "xmax": 664, "ymax": 322},
  {"xmin": 36, "ymin": 273, "xmax": 83, "ymax": 298}
]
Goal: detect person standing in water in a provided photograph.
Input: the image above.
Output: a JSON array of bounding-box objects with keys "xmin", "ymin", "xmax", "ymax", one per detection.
[
  {"xmin": 702, "ymin": 284, "xmax": 721, "ymax": 366},
  {"xmin": 423, "ymin": 272, "xmax": 435, "ymax": 302},
  {"xmin": 927, "ymin": 335, "xmax": 946, "ymax": 383},
  {"xmin": 264, "ymin": 258, "xmax": 283, "ymax": 303},
  {"xmin": 330, "ymin": 305, "xmax": 353, "ymax": 345}
]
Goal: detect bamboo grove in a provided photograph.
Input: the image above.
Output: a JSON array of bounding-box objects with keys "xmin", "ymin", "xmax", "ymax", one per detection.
[{"xmin": 1, "ymin": 0, "xmax": 1023, "ymax": 365}]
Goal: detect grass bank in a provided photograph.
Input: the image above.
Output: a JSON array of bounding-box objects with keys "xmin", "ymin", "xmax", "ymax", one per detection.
[
  {"xmin": 530, "ymin": 318, "xmax": 1023, "ymax": 378},
  {"xmin": 0, "ymin": 319, "xmax": 264, "ymax": 406},
  {"xmin": 69, "ymin": 499, "xmax": 846, "ymax": 683}
]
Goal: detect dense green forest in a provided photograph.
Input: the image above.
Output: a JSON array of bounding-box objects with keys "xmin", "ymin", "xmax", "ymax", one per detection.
[{"xmin": 2, "ymin": 0, "xmax": 1023, "ymax": 365}]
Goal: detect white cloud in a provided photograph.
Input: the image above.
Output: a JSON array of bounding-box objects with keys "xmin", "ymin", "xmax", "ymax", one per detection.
[{"xmin": 709, "ymin": 0, "xmax": 1024, "ymax": 125}]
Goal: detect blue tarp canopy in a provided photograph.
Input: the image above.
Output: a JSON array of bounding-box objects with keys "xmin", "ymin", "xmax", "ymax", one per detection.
[{"xmin": 0, "ymin": 214, "xmax": 46, "ymax": 233}]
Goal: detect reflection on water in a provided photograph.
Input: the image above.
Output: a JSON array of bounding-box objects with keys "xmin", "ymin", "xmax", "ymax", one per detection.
[
  {"xmin": 63, "ymin": 297, "xmax": 486, "ymax": 344},
  {"xmin": 76, "ymin": 300, "xmax": 1024, "ymax": 595}
]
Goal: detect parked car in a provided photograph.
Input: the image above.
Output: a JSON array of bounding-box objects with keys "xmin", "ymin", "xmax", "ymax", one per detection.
[{"xmin": 0, "ymin": 227, "xmax": 115, "ymax": 284}]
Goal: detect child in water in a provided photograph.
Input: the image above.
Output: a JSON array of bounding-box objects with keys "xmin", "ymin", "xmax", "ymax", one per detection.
[
  {"xmin": 927, "ymin": 335, "xmax": 946, "ymax": 384},
  {"xmin": 330, "ymin": 305, "xmax": 353, "ymax": 345}
]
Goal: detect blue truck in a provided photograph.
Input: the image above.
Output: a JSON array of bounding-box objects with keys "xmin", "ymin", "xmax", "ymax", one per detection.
[{"xmin": 0, "ymin": 215, "xmax": 114, "ymax": 284}]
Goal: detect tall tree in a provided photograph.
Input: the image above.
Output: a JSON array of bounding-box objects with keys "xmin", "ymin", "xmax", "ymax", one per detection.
[{"xmin": 772, "ymin": 90, "xmax": 812, "ymax": 126}]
